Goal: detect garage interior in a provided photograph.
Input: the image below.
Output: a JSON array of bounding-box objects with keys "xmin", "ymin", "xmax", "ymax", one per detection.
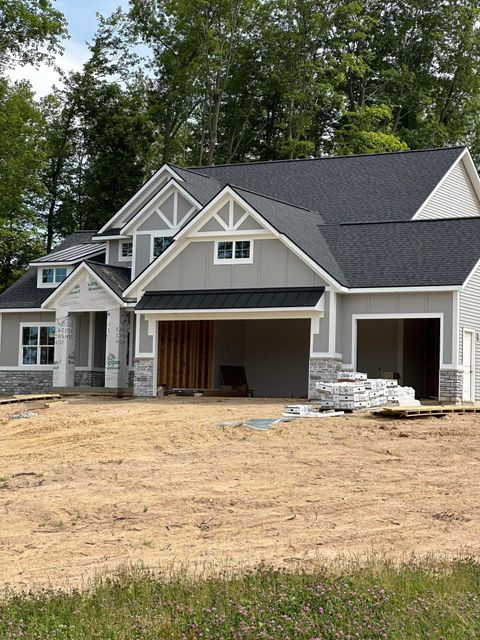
[
  {"xmin": 356, "ymin": 318, "xmax": 440, "ymax": 399},
  {"xmin": 156, "ymin": 318, "xmax": 311, "ymax": 398}
]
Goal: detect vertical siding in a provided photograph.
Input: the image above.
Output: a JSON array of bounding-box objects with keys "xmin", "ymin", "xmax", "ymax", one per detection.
[
  {"xmin": 459, "ymin": 263, "xmax": 480, "ymax": 399},
  {"xmin": 418, "ymin": 160, "xmax": 480, "ymax": 219}
]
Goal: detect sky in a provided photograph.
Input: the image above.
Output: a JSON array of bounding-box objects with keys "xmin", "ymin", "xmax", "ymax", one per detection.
[{"xmin": 8, "ymin": 0, "xmax": 129, "ymax": 96}]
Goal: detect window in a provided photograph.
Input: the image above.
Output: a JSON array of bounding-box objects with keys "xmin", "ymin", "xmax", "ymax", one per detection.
[
  {"xmin": 42, "ymin": 267, "xmax": 67, "ymax": 284},
  {"xmin": 153, "ymin": 236, "xmax": 173, "ymax": 258},
  {"xmin": 21, "ymin": 325, "xmax": 55, "ymax": 366},
  {"xmin": 215, "ymin": 240, "xmax": 253, "ymax": 264},
  {"xmin": 120, "ymin": 241, "xmax": 133, "ymax": 258}
]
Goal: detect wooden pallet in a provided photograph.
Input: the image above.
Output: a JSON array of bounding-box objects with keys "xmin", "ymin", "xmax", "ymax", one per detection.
[
  {"xmin": 0, "ymin": 393, "xmax": 62, "ymax": 405},
  {"xmin": 375, "ymin": 404, "xmax": 480, "ymax": 418}
]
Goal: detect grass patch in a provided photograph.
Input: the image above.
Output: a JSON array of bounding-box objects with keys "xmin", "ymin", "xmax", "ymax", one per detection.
[{"xmin": 1, "ymin": 558, "xmax": 480, "ymax": 638}]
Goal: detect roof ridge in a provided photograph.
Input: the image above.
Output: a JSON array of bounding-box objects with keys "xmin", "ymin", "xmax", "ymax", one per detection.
[
  {"xmin": 340, "ymin": 215, "xmax": 480, "ymax": 227},
  {"xmin": 169, "ymin": 164, "xmax": 217, "ymax": 180},
  {"xmin": 86, "ymin": 260, "xmax": 130, "ymax": 271},
  {"xmin": 185, "ymin": 146, "xmax": 466, "ymax": 171},
  {"xmin": 230, "ymin": 183, "xmax": 322, "ymax": 216}
]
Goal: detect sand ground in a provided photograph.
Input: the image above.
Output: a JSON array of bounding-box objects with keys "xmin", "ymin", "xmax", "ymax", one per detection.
[{"xmin": 0, "ymin": 396, "xmax": 479, "ymax": 590}]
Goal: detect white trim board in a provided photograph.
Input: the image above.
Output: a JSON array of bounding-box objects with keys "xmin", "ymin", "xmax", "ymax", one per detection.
[
  {"xmin": 97, "ymin": 164, "xmax": 185, "ymax": 234},
  {"xmin": 136, "ymin": 308, "xmax": 323, "ymax": 322},
  {"xmin": 412, "ymin": 148, "xmax": 480, "ymax": 220},
  {"xmin": 121, "ymin": 179, "xmax": 200, "ymax": 235}
]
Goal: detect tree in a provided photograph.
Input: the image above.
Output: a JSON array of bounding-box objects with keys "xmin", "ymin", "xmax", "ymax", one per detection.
[
  {"xmin": 0, "ymin": 79, "xmax": 45, "ymax": 291},
  {"xmin": 0, "ymin": 0, "xmax": 67, "ymax": 69}
]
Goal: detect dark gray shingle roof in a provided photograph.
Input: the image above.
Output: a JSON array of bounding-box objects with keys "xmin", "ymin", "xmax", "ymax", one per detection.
[
  {"xmin": 189, "ymin": 147, "xmax": 466, "ymax": 224},
  {"xmin": 232, "ymin": 187, "xmax": 347, "ymax": 285},
  {"xmin": 85, "ymin": 261, "xmax": 132, "ymax": 299},
  {"xmin": 53, "ymin": 231, "xmax": 97, "ymax": 251},
  {"xmin": 169, "ymin": 165, "xmax": 222, "ymax": 205},
  {"xmin": 321, "ymin": 217, "xmax": 480, "ymax": 288},
  {"xmin": 0, "ymin": 269, "xmax": 51, "ymax": 309}
]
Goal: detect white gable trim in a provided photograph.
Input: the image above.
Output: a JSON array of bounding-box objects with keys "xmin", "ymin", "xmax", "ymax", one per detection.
[
  {"xmin": 123, "ymin": 186, "xmax": 347, "ymax": 297},
  {"xmin": 41, "ymin": 262, "xmax": 125, "ymax": 309},
  {"xmin": 412, "ymin": 148, "xmax": 480, "ymax": 220},
  {"xmin": 121, "ymin": 179, "xmax": 199, "ymax": 235},
  {"xmin": 97, "ymin": 164, "xmax": 185, "ymax": 234},
  {"xmin": 461, "ymin": 256, "xmax": 480, "ymax": 289}
]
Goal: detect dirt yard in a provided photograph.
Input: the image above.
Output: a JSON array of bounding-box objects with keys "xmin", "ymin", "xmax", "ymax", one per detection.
[{"xmin": 1, "ymin": 396, "xmax": 480, "ymax": 589}]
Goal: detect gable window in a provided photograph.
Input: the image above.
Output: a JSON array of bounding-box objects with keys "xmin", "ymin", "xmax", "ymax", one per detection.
[
  {"xmin": 42, "ymin": 267, "xmax": 67, "ymax": 284},
  {"xmin": 119, "ymin": 240, "xmax": 133, "ymax": 261},
  {"xmin": 153, "ymin": 236, "xmax": 173, "ymax": 258},
  {"xmin": 214, "ymin": 240, "xmax": 253, "ymax": 264},
  {"xmin": 21, "ymin": 324, "xmax": 55, "ymax": 366}
]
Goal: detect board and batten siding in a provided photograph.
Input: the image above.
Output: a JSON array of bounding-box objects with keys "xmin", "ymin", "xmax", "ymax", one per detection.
[
  {"xmin": 417, "ymin": 159, "xmax": 480, "ymax": 220},
  {"xmin": 145, "ymin": 239, "xmax": 326, "ymax": 292},
  {"xmin": 459, "ymin": 262, "xmax": 480, "ymax": 400}
]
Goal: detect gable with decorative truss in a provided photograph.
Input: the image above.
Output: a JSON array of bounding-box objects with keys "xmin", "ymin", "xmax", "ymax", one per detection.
[
  {"xmin": 124, "ymin": 183, "xmax": 198, "ymax": 235},
  {"xmin": 195, "ymin": 200, "xmax": 264, "ymax": 234}
]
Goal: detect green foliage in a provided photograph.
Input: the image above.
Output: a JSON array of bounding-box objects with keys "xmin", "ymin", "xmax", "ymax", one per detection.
[
  {"xmin": 0, "ymin": 78, "xmax": 44, "ymax": 290},
  {"xmin": 0, "ymin": 0, "xmax": 67, "ymax": 69},
  {"xmin": 3, "ymin": 0, "xmax": 480, "ymax": 291},
  {"xmin": 1, "ymin": 559, "xmax": 480, "ymax": 638},
  {"xmin": 335, "ymin": 105, "xmax": 409, "ymax": 154}
]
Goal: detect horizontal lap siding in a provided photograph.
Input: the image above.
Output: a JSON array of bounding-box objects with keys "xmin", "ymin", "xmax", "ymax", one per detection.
[
  {"xmin": 418, "ymin": 160, "xmax": 480, "ymax": 220},
  {"xmin": 459, "ymin": 265, "xmax": 480, "ymax": 400}
]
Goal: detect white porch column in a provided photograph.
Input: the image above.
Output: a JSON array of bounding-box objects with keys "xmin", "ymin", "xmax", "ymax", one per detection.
[
  {"xmin": 105, "ymin": 307, "xmax": 129, "ymax": 388},
  {"xmin": 53, "ymin": 311, "xmax": 77, "ymax": 388}
]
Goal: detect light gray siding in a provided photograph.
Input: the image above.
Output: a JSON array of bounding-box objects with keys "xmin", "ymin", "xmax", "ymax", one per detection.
[
  {"xmin": 138, "ymin": 314, "xmax": 153, "ymax": 354},
  {"xmin": 75, "ymin": 312, "xmax": 90, "ymax": 367},
  {"xmin": 135, "ymin": 234, "xmax": 151, "ymax": 277},
  {"xmin": 0, "ymin": 312, "xmax": 55, "ymax": 366},
  {"xmin": 337, "ymin": 291, "xmax": 455, "ymax": 366},
  {"xmin": 107, "ymin": 240, "xmax": 130, "ymax": 268},
  {"xmin": 417, "ymin": 159, "xmax": 480, "ymax": 220},
  {"xmin": 459, "ymin": 263, "xmax": 480, "ymax": 399},
  {"xmin": 145, "ymin": 239, "xmax": 326, "ymax": 291}
]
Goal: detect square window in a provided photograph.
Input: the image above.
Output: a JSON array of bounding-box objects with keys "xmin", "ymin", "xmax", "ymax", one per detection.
[
  {"xmin": 22, "ymin": 346, "xmax": 38, "ymax": 365},
  {"xmin": 21, "ymin": 325, "xmax": 55, "ymax": 365},
  {"xmin": 55, "ymin": 268, "xmax": 67, "ymax": 283},
  {"xmin": 42, "ymin": 268, "xmax": 54, "ymax": 283},
  {"xmin": 23, "ymin": 326, "xmax": 38, "ymax": 346},
  {"xmin": 153, "ymin": 237, "xmax": 173, "ymax": 258},
  {"xmin": 40, "ymin": 347, "xmax": 54, "ymax": 365},
  {"xmin": 217, "ymin": 241, "xmax": 233, "ymax": 260},
  {"xmin": 121, "ymin": 241, "xmax": 133, "ymax": 258},
  {"xmin": 235, "ymin": 241, "xmax": 251, "ymax": 259}
]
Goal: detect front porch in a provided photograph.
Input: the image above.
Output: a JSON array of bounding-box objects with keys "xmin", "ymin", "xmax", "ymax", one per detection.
[{"xmin": 52, "ymin": 308, "xmax": 133, "ymax": 393}]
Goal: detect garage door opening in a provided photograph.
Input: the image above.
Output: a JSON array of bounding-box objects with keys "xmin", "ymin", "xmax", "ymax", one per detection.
[
  {"xmin": 356, "ymin": 318, "xmax": 440, "ymax": 399},
  {"xmin": 156, "ymin": 318, "xmax": 311, "ymax": 398}
]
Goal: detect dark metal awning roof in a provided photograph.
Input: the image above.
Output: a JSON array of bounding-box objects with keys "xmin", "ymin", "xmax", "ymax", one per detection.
[{"xmin": 136, "ymin": 287, "xmax": 325, "ymax": 311}]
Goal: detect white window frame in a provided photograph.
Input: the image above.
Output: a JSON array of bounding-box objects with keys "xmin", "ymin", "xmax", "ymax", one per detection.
[
  {"xmin": 37, "ymin": 265, "xmax": 72, "ymax": 289},
  {"xmin": 18, "ymin": 322, "xmax": 56, "ymax": 367},
  {"xmin": 213, "ymin": 239, "xmax": 254, "ymax": 265},
  {"xmin": 150, "ymin": 234, "xmax": 175, "ymax": 262},
  {"xmin": 118, "ymin": 239, "xmax": 133, "ymax": 262}
]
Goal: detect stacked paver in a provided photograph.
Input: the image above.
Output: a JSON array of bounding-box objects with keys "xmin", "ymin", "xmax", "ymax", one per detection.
[{"xmin": 315, "ymin": 371, "xmax": 414, "ymax": 410}]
